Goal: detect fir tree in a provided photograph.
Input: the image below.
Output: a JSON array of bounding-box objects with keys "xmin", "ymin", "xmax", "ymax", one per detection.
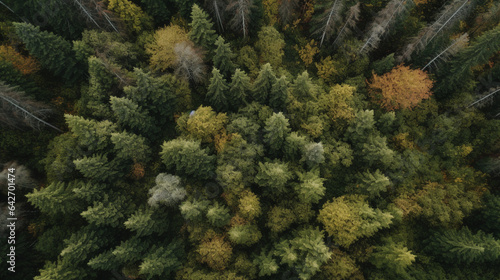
[
  {"xmin": 263, "ymin": 112, "xmax": 291, "ymax": 155},
  {"xmin": 228, "ymin": 69, "xmax": 251, "ymax": 109},
  {"xmin": 213, "ymin": 36, "xmax": 236, "ymax": 77},
  {"xmin": 110, "ymin": 96, "xmax": 154, "ymax": 135},
  {"xmin": 269, "ymin": 75, "xmax": 288, "ymax": 112},
  {"xmin": 160, "ymin": 139, "xmax": 216, "ymax": 179},
  {"xmin": 13, "ymin": 23, "xmax": 82, "ymax": 82},
  {"xmin": 251, "ymin": 63, "xmax": 277, "ymax": 104},
  {"xmin": 206, "ymin": 202, "xmax": 231, "ymax": 227},
  {"xmin": 206, "ymin": 67, "xmax": 230, "ymax": 112},
  {"xmin": 189, "ymin": 4, "xmax": 218, "ymax": 53}
]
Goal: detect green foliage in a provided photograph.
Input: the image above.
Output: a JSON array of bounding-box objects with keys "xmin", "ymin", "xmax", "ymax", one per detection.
[
  {"xmin": 73, "ymin": 154, "xmax": 119, "ymax": 182},
  {"xmin": 111, "ymin": 131, "xmax": 150, "ymax": 163},
  {"xmin": 160, "ymin": 139, "xmax": 216, "ymax": 179},
  {"xmin": 189, "ymin": 4, "xmax": 217, "ymax": 53},
  {"xmin": 65, "ymin": 114, "xmax": 117, "ymax": 152},
  {"xmin": 274, "ymin": 227, "xmax": 331, "ymax": 280},
  {"xmin": 295, "ymin": 170, "xmax": 325, "ymax": 204},
  {"xmin": 139, "ymin": 242, "xmax": 184, "ymax": 279},
  {"xmin": 269, "ymin": 75, "xmax": 288, "ymax": 112},
  {"xmin": 13, "ymin": 22, "xmax": 82, "ymax": 82},
  {"xmin": 228, "ymin": 69, "xmax": 251, "ymax": 110},
  {"xmin": 251, "ymin": 63, "xmax": 277, "ymax": 104},
  {"xmin": 207, "ymin": 67, "xmax": 230, "ymax": 111},
  {"xmin": 370, "ymin": 239, "xmax": 416, "ymax": 275},
  {"xmin": 355, "ymin": 169, "xmax": 390, "ymax": 198},
  {"xmin": 228, "ymin": 224, "xmax": 262, "ymax": 246},
  {"xmin": 26, "ymin": 181, "xmax": 83, "ymax": 216},
  {"xmin": 253, "ymin": 250, "xmax": 279, "ymax": 277},
  {"xmin": 80, "ymin": 194, "xmax": 130, "ymax": 227},
  {"xmin": 255, "ymin": 161, "xmax": 293, "ymax": 196},
  {"xmin": 108, "ymin": 0, "xmax": 153, "ymax": 34},
  {"xmin": 255, "ymin": 26, "xmax": 285, "ymax": 68},
  {"xmin": 428, "ymin": 227, "xmax": 500, "ymax": 264},
  {"xmin": 263, "ymin": 112, "xmax": 291, "ymax": 155},
  {"xmin": 206, "ymin": 202, "xmax": 231, "ymax": 227},
  {"xmin": 213, "ymin": 36, "xmax": 236, "ymax": 77}
]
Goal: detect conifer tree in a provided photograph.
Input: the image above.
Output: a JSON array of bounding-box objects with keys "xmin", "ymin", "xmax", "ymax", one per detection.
[
  {"xmin": 139, "ymin": 242, "xmax": 184, "ymax": 279},
  {"xmin": 65, "ymin": 114, "xmax": 118, "ymax": 152},
  {"xmin": 160, "ymin": 139, "xmax": 216, "ymax": 179},
  {"xmin": 356, "ymin": 169, "xmax": 391, "ymax": 198},
  {"xmin": 110, "ymin": 131, "xmax": 150, "ymax": 163},
  {"xmin": 295, "ymin": 170, "xmax": 325, "ymax": 204},
  {"xmin": 189, "ymin": 4, "xmax": 218, "ymax": 53},
  {"xmin": 107, "ymin": 0, "xmax": 153, "ymax": 34},
  {"xmin": 26, "ymin": 181, "xmax": 84, "ymax": 217},
  {"xmin": 228, "ymin": 69, "xmax": 251, "ymax": 109},
  {"xmin": 13, "ymin": 23, "xmax": 82, "ymax": 82},
  {"xmin": 263, "ymin": 112, "xmax": 291, "ymax": 156},
  {"xmin": 255, "ymin": 161, "xmax": 293, "ymax": 196},
  {"xmin": 255, "ymin": 26, "xmax": 285, "ymax": 68},
  {"xmin": 179, "ymin": 199, "xmax": 210, "ymax": 222},
  {"xmin": 371, "ymin": 240, "xmax": 416, "ymax": 274},
  {"xmin": 207, "ymin": 67, "xmax": 230, "ymax": 111},
  {"xmin": 428, "ymin": 227, "xmax": 500, "ymax": 264},
  {"xmin": 110, "ymin": 96, "xmax": 154, "ymax": 135},
  {"xmin": 213, "ymin": 36, "xmax": 236, "ymax": 77},
  {"xmin": 80, "ymin": 194, "xmax": 130, "ymax": 227},
  {"xmin": 269, "ymin": 75, "xmax": 288, "ymax": 112},
  {"xmin": 252, "ymin": 63, "xmax": 277, "ymax": 104},
  {"xmin": 124, "ymin": 207, "xmax": 170, "ymax": 236},
  {"xmin": 228, "ymin": 224, "xmax": 262, "ymax": 246},
  {"xmin": 73, "ymin": 154, "xmax": 119, "ymax": 182},
  {"xmin": 206, "ymin": 202, "xmax": 231, "ymax": 227}
]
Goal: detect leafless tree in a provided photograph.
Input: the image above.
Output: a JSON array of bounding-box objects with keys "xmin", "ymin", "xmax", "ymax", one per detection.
[
  {"xmin": 314, "ymin": 0, "xmax": 345, "ymax": 47},
  {"xmin": 174, "ymin": 42, "xmax": 207, "ymax": 84},
  {"xmin": 71, "ymin": 0, "xmax": 124, "ymax": 34},
  {"xmin": 332, "ymin": 2, "xmax": 360, "ymax": 46},
  {"xmin": 227, "ymin": 0, "xmax": 254, "ymax": 38},
  {"xmin": 0, "ymin": 82, "xmax": 62, "ymax": 132},
  {"xmin": 399, "ymin": 0, "xmax": 473, "ymax": 62},
  {"xmin": 421, "ymin": 33, "xmax": 469, "ymax": 71},
  {"xmin": 205, "ymin": 0, "xmax": 228, "ymax": 32}
]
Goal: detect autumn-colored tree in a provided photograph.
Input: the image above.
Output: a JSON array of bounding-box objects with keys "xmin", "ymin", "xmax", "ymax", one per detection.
[
  {"xmin": 197, "ymin": 235, "xmax": 233, "ymax": 270},
  {"xmin": 368, "ymin": 65, "xmax": 434, "ymax": 111},
  {"xmin": 0, "ymin": 45, "xmax": 40, "ymax": 75},
  {"xmin": 107, "ymin": 0, "xmax": 153, "ymax": 34},
  {"xmin": 146, "ymin": 25, "xmax": 189, "ymax": 72},
  {"xmin": 176, "ymin": 105, "xmax": 228, "ymax": 143}
]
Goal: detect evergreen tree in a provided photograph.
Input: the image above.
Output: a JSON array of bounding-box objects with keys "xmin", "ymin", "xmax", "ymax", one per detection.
[
  {"xmin": 227, "ymin": 0, "xmax": 254, "ymax": 37},
  {"xmin": 124, "ymin": 207, "xmax": 170, "ymax": 236},
  {"xmin": 139, "ymin": 242, "xmax": 184, "ymax": 279},
  {"xmin": 255, "ymin": 161, "xmax": 293, "ymax": 196},
  {"xmin": 295, "ymin": 170, "xmax": 325, "ymax": 204},
  {"xmin": 110, "ymin": 96, "xmax": 154, "ymax": 135},
  {"xmin": 110, "ymin": 131, "xmax": 150, "ymax": 163},
  {"xmin": 371, "ymin": 240, "xmax": 416, "ymax": 275},
  {"xmin": 73, "ymin": 154, "xmax": 119, "ymax": 182},
  {"xmin": 26, "ymin": 181, "xmax": 84, "ymax": 217},
  {"xmin": 228, "ymin": 69, "xmax": 251, "ymax": 109},
  {"xmin": 13, "ymin": 23, "xmax": 82, "ymax": 82},
  {"xmin": 253, "ymin": 250, "xmax": 279, "ymax": 277},
  {"xmin": 356, "ymin": 169, "xmax": 390, "ymax": 198},
  {"xmin": 428, "ymin": 227, "xmax": 500, "ymax": 264},
  {"xmin": 206, "ymin": 202, "xmax": 231, "ymax": 227},
  {"xmin": 228, "ymin": 224, "xmax": 262, "ymax": 246},
  {"xmin": 213, "ymin": 36, "xmax": 236, "ymax": 77},
  {"xmin": 206, "ymin": 67, "xmax": 230, "ymax": 111},
  {"xmin": 263, "ymin": 112, "xmax": 291, "ymax": 155},
  {"xmin": 269, "ymin": 75, "xmax": 288, "ymax": 112},
  {"xmin": 65, "ymin": 114, "xmax": 117, "ymax": 152},
  {"xmin": 179, "ymin": 199, "xmax": 210, "ymax": 222},
  {"xmin": 251, "ymin": 63, "xmax": 277, "ymax": 104},
  {"xmin": 189, "ymin": 4, "xmax": 218, "ymax": 53},
  {"xmin": 302, "ymin": 142, "xmax": 325, "ymax": 168},
  {"xmin": 107, "ymin": 0, "xmax": 153, "ymax": 34},
  {"xmin": 160, "ymin": 139, "xmax": 216, "ymax": 179},
  {"xmin": 255, "ymin": 26, "xmax": 285, "ymax": 68}
]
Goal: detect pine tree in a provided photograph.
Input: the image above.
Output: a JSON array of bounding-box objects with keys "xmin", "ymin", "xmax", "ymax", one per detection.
[
  {"xmin": 295, "ymin": 170, "xmax": 325, "ymax": 204},
  {"xmin": 124, "ymin": 207, "xmax": 170, "ymax": 236},
  {"xmin": 228, "ymin": 69, "xmax": 251, "ymax": 109},
  {"xmin": 13, "ymin": 23, "xmax": 82, "ymax": 82},
  {"xmin": 80, "ymin": 195, "xmax": 131, "ymax": 227},
  {"xmin": 290, "ymin": 71, "xmax": 318, "ymax": 102},
  {"xmin": 65, "ymin": 114, "xmax": 118, "ymax": 152},
  {"xmin": 263, "ymin": 112, "xmax": 291, "ymax": 156},
  {"xmin": 109, "ymin": 97, "xmax": 153, "ymax": 135},
  {"xmin": 269, "ymin": 75, "xmax": 288, "ymax": 112},
  {"xmin": 26, "ymin": 181, "xmax": 84, "ymax": 217},
  {"xmin": 213, "ymin": 36, "xmax": 236, "ymax": 77},
  {"xmin": 207, "ymin": 67, "xmax": 230, "ymax": 111},
  {"xmin": 356, "ymin": 169, "xmax": 391, "ymax": 198},
  {"xmin": 110, "ymin": 131, "xmax": 150, "ymax": 163},
  {"xmin": 253, "ymin": 250, "xmax": 279, "ymax": 277},
  {"xmin": 73, "ymin": 154, "xmax": 119, "ymax": 182},
  {"xmin": 371, "ymin": 239, "xmax": 416, "ymax": 274},
  {"xmin": 139, "ymin": 242, "xmax": 184, "ymax": 279},
  {"xmin": 179, "ymin": 199, "xmax": 210, "ymax": 222},
  {"xmin": 251, "ymin": 63, "xmax": 277, "ymax": 104},
  {"xmin": 274, "ymin": 227, "xmax": 331, "ymax": 280},
  {"xmin": 107, "ymin": 0, "xmax": 153, "ymax": 34},
  {"xmin": 228, "ymin": 224, "xmax": 262, "ymax": 246},
  {"xmin": 160, "ymin": 139, "xmax": 216, "ymax": 179},
  {"xmin": 206, "ymin": 202, "xmax": 231, "ymax": 227},
  {"xmin": 428, "ymin": 227, "xmax": 500, "ymax": 264},
  {"xmin": 189, "ymin": 4, "xmax": 218, "ymax": 53},
  {"xmin": 255, "ymin": 161, "xmax": 293, "ymax": 196}
]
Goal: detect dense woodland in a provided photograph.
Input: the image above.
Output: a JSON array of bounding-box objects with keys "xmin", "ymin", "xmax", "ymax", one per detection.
[{"xmin": 0, "ymin": 0, "xmax": 499, "ymax": 279}]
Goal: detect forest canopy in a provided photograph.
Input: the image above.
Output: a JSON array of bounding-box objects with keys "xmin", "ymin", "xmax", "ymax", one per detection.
[{"xmin": 0, "ymin": 0, "xmax": 500, "ymax": 279}]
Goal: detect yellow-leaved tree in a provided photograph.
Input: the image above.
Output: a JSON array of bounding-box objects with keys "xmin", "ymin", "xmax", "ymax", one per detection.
[
  {"xmin": 146, "ymin": 24, "xmax": 189, "ymax": 72},
  {"xmin": 108, "ymin": 0, "xmax": 153, "ymax": 34},
  {"xmin": 368, "ymin": 64, "xmax": 434, "ymax": 111}
]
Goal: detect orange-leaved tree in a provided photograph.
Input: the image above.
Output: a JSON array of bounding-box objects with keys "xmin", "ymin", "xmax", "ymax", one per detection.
[
  {"xmin": 368, "ymin": 64, "xmax": 433, "ymax": 111},
  {"xmin": 0, "ymin": 45, "xmax": 40, "ymax": 75}
]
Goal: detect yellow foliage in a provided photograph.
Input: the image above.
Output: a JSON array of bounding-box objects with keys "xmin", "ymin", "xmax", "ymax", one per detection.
[
  {"xmin": 393, "ymin": 194, "xmax": 423, "ymax": 217},
  {"xmin": 295, "ymin": 40, "xmax": 319, "ymax": 67},
  {"xmin": 146, "ymin": 24, "xmax": 189, "ymax": 72},
  {"xmin": 392, "ymin": 132, "xmax": 416, "ymax": 150},
  {"xmin": 238, "ymin": 190, "xmax": 262, "ymax": 220},
  {"xmin": 316, "ymin": 56, "xmax": 341, "ymax": 83},
  {"xmin": 197, "ymin": 235, "xmax": 233, "ymax": 270},
  {"xmin": 177, "ymin": 106, "xmax": 228, "ymax": 143},
  {"xmin": 368, "ymin": 64, "xmax": 434, "ymax": 111},
  {"xmin": 262, "ymin": 0, "xmax": 279, "ymax": 26},
  {"xmin": 0, "ymin": 45, "xmax": 40, "ymax": 75},
  {"xmin": 318, "ymin": 196, "xmax": 361, "ymax": 247},
  {"xmin": 108, "ymin": 0, "xmax": 153, "ymax": 34},
  {"xmin": 319, "ymin": 84, "xmax": 355, "ymax": 123}
]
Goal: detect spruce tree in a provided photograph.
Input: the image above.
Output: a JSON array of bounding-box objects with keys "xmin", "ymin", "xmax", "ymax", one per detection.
[
  {"xmin": 371, "ymin": 240, "xmax": 416, "ymax": 275},
  {"xmin": 189, "ymin": 4, "xmax": 218, "ymax": 54},
  {"xmin": 252, "ymin": 63, "xmax": 277, "ymax": 104},
  {"xmin": 110, "ymin": 96, "xmax": 154, "ymax": 135},
  {"xmin": 13, "ymin": 23, "xmax": 82, "ymax": 82},
  {"xmin": 263, "ymin": 112, "xmax": 291, "ymax": 156},
  {"xmin": 206, "ymin": 67, "xmax": 230, "ymax": 112},
  {"xmin": 213, "ymin": 36, "xmax": 236, "ymax": 77},
  {"xmin": 160, "ymin": 139, "xmax": 216, "ymax": 179},
  {"xmin": 356, "ymin": 169, "xmax": 390, "ymax": 198},
  {"xmin": 269, "ymin": 75, "xmax": 288, "ymax": 112},
  {"xmin": 228, "ymin": 69, "xmax": 251, "ymax": 109}
]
